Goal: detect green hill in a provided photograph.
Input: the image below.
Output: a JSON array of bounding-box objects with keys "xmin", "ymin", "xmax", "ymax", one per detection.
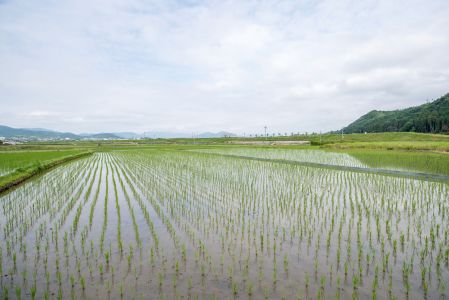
[
  {"xmin": 0, "ymin": 125, "xmax": 79, "ymax": 139},
  {"xmin": 343, "ymin": 93, "xmax": 449, "ymax": 134}
]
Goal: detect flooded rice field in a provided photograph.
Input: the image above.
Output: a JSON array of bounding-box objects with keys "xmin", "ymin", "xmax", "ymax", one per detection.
[
  {"xmin": 191, "ymin": 148, "xmax": 367, "ymax": 168},
  {"xmin": 0, "ymin": 150, "xmax": 448, "ymax": 299},
  {"xmin": 192, "ymin": 148, "xmax": 449, "ymax": 176}
]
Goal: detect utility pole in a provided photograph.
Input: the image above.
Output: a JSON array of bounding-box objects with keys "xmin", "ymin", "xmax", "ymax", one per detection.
[{"xmin": 264, "ymin": 126, "xmax": 267, "ymax": 142}]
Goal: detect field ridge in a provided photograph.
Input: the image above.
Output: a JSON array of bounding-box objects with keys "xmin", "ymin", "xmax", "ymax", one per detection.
[{"xmin": 0, "ymin": 151, "xmax": 93, "ymax": 194}]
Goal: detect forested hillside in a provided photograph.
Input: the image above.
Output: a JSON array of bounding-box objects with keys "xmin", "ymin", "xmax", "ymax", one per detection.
[{"xmin": 343, "ymin": 93, "xmax": 449, "ymax": 134}]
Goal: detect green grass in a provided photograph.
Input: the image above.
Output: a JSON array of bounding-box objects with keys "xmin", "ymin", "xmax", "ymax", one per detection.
[
  {"xmin": 0, "ymin": 150, "xmax": 86, "ymax": 175},
  {"xmin": 0, "ymin": 150, "xmax": 92, "ymax": 192},
  {"xmin": 130, "ymin": 132, "xmax": 449, "ymax": 151},
  {"xmin": 346, "ymin": 149, "xmax": 449, "ymax": 175},
  {"xmin": 313, "ymin": 132, "xmax": 449, "ymax": 143},
  {"xmin": 327, "ymin": 141, "xmax": 449, "ymax": 152}
]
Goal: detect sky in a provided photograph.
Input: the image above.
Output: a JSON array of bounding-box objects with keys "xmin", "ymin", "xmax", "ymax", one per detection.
[{"xmin": 1, "ymin": 0, "xmax": 449, "ymax": 135}]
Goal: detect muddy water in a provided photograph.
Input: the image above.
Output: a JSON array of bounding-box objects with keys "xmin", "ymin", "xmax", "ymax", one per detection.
[{"xmin": 0, "ymin": 151, "xmax": 448, "ymax": 299}]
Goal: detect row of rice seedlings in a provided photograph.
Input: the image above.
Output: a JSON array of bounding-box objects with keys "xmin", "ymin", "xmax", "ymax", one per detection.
[
  {"xmin": 114, "ymin": 149, "xmax": 448, "ymax": 299},
  {"xmin": 99, "ymin": 161, "xmax": 109, "ymax": 254},
  {"xmin": 111, "ymin": 162, "xmax": 141, "ymax": 251},
  {"xmin": 110, "ymin": 153, "xmax": 218, "ymax": 297},
  {"xmin": 0, "ymin": 155, "xmax": 99, "ymax": 299},
  {"xmin": 47, "ymin": 157, "xmax": 100, "ymax": 299},
  {"xmin": 191, "ymin": 147, "xmax": 367, "ymax": 169},
  {"xmin": 111, "ymin": 161, "xmax": 123, "ymax": 255},
  {"xmin": 1, "ymin": 157, "xmax": 92, "ymax": 246},
  {"xmin": 1, "ymin": 157, "xmax": 92, "ymax": 262}
]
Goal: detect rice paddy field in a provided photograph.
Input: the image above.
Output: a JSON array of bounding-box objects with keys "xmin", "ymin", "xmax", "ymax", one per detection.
[
  {"xmin": 192, "ymin": 147, "xmax": 449, "ymax": 177},
  {"xmin": 0, "ymin": 150, "xmax": 86, "ymax": 177},
  {"xmin": 0, "ymin": 147, "xmax": 448, "ymax": 299}
]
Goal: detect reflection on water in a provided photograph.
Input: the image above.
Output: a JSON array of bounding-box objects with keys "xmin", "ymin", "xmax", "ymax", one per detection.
[
  {"xmin": 192, "ymin": 148, "xmax": 449, "ymax": 176},
  {"xmin": 0, "ymin": 150, "xmax": 448, "ymax": 299}
]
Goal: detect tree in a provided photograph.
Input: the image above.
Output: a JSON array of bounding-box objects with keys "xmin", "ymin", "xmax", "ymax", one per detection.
[{"xmin": 343, "ymin": 93, "xmax": 449, "ymax": 134}]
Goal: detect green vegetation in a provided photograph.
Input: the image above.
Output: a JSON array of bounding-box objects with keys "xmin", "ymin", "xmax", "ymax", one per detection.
[
  {"xmin": 327, "ymin": 140, "xmax": 449, "ymax": 152},
  {"xmin": 3, "ymin": 130, "xmax": 449, "ymax": 152},
  {"xmin": 348, "ymin": 150, "xmax": 449, "ymax": 175},
  {"xmin": 312, "ymin": 131, "xmax": 449, "ymax": 144},
  {"xmin": 1, "ymin": 132, "xmax": 448, "ymax": 194},
  {"xmin": 343, "ymin": 92, "xmax": 449, "ymax": 134},
  {"xmin": 150, "ymin": 131, "xmax": 449, "ymax": 147},
  {"xmin": 0, "ymin": 147, "xmax": 448, "ymax": 299},
  {"xmin": 0, "ymin": 150, "xmax": 86, "ymax": 175},
  {"xmin": 0, "ymin": 150, "xmax": 92, "ymax": 193},
  {"xmin": 132, "ymin": 131, "xmax": 449, "ymax": 152},
  {"xmin": 191, "ymin": 147, "xmax": 449, "ymax": 177}
]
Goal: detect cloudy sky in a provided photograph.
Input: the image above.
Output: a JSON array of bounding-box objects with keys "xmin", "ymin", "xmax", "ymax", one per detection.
[{"xmin": 1, "ymin": 0, "xmax": 448, "ymax": 134}]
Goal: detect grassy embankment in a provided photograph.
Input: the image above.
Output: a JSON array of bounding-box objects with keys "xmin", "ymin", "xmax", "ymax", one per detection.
[{"xmin": 0, "ymin": 149, "xmax": 92, "ymax": 193}]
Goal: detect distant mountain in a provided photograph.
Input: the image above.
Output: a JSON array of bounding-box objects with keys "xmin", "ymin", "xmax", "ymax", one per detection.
[
  {"xmin": 197, "ymin": 131, "xmax": 236, "ymax": 138},
  {"xmin": 342, "ymin": 93, "xmax": 449, "ymax": 134},
  {"xmin": 109, "ymin": 132, "xmax": 188, "ymax": 139},
  {"xmin": 0, "ymin": 124, "xmax": 237, "ymax": 140},
  {"xmin": 0, "ymin": 125, "xmax": 119, "ymax": 140},
  {"xmin": 80, "ymin": 133, "xmax": 121, "ymax": 139},
  {"xmin": 0, "ymin": 125, "xmax": 79, "ymax": 139},
  {"xmin": 26, "ymin": 127, "xmax": 57, "ymax": 132},
  {"xmin": 142, "ymin": 131, "xmax": 236, "ymax": 138},
  {"xmin": 112, "ymin": 132, "xmax": 142, "ymax": 139}
]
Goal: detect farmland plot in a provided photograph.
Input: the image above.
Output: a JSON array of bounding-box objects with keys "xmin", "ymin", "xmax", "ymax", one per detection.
[
  {"xmin": 0, "ymin": 150, "xmax": 85, "ymax": 177},
  {"xmin": 0, "ymin": 150, "xmax": 448, "ymax": 299},
  {"xmin": 191, "ymin": 148, "xmax": 367, "ymax": 168},
  {"xmin": 191, "ymin": 147, "xmax": 449, "ymax": 176}
]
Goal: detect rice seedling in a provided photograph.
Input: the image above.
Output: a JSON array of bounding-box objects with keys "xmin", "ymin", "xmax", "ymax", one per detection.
[
  {"xmin": 232, "ymin": 281, "xmax": 238, "ymax": 295},
  {"xmin": 247, "ymin": 281, "xmax": 253, "ymax": 296},
  {"xmin": 30, "ymin": 284, "xmax": 36, "ymax": 300},
  {"xmin": 80, "ymin": 275, "xmax": 85, "ymax": 291},
  {"xmin": 15, "ymin": 286, "xmax": 21, "ymax": 300}
]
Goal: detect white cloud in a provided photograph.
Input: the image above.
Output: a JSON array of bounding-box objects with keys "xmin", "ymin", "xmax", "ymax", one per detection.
[
  {"xmin": 1, "ymin": 0, "xmax": 448, "ymax": 134},
  {"xmin": 22, "ymin": 111, "xmax": 60, "ymax": 117}
]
